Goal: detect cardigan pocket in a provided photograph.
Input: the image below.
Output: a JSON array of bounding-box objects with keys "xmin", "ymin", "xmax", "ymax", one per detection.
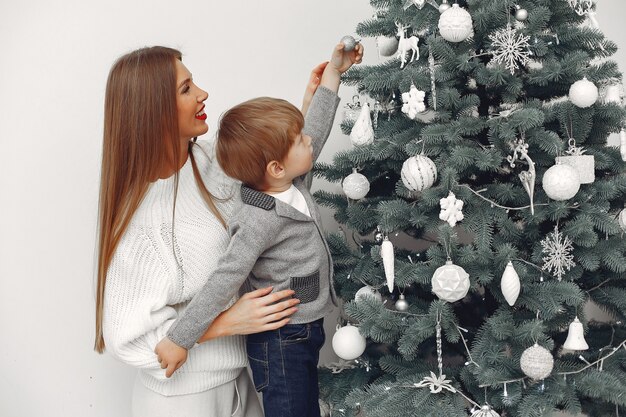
[{"xmin": 290, "ymin": 270, "xmax": 319, "ymax": 304}]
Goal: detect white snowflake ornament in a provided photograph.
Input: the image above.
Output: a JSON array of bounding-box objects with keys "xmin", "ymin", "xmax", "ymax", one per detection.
[
  {"xmin": 541, "ymin": 226, "xmax": 575, "ymax": 281},
  {"xmin": 488, "ymin": 25, "xmax": 531, "ymax": 75},
  {"xmin": 439, "ymin": 191, "xmax": 464, "ymax": 227},
  {"xmin": 401, "ymin": 84, "xmax": 427, "ymax": 119}
]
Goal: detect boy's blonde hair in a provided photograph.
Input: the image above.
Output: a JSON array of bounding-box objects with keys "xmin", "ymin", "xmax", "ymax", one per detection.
[{"xmin": 216, "ymin": 97, "xmax": 305, "ymax": 189}]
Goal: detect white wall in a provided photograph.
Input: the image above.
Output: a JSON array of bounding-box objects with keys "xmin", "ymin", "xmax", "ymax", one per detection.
[{"xmin": 0, "ymin": 1, "xmax": 624, "ymax": 417}]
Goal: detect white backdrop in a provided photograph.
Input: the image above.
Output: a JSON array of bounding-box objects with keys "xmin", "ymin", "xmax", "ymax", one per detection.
[{"xmin": 0, "ymin": 1, "xmax": 624, "ymax": 417}]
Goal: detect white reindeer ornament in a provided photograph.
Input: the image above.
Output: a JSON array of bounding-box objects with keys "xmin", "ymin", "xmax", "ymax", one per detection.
[{"xmin": 396, "ymin": 22, "xmax": 419, "ymax": 69}]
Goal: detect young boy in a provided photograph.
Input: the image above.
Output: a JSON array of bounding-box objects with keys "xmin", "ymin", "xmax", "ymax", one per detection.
[{"xmin": 155, "ymin": 42, "xmax": 363, "ymax": 416}]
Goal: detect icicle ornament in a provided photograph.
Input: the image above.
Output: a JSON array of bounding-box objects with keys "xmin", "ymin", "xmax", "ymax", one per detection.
[{"xmin": 381, "ymin": 237, "xmax": 395, "ymax": 292}]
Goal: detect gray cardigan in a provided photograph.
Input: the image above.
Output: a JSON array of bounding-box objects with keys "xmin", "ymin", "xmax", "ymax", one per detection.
[{"xmin": 168, "ymin": 86, "xmax": 341, "ymax": 349}]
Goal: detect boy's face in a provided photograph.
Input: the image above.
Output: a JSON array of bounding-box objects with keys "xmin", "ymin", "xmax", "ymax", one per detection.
[{"xmin": 282, "ymin": 131, "xmax": 313, "ymax": 180}]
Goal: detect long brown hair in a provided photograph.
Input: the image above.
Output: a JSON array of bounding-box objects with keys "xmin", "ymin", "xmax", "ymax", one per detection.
[{"xmin": 94, "ymin": 46, "xmax": 225, "ymax": 353}]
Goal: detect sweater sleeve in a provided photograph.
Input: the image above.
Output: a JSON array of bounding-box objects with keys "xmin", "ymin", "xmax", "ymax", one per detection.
[
  {"xmin": 166, "ymin": 217, "xmax": 274, "ymax": 349},
  {"xmin": 102, "ymin": 231, "xmax": 177, "ymax": 381},
  {"xmin": 304, "ymin": 85, "xmax": 341, "ymax": 164}
]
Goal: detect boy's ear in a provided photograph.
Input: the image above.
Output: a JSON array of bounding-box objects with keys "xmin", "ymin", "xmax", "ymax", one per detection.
[{"xmin": 266, "ymin": 160, "xmax": 285, "ymax": 179}]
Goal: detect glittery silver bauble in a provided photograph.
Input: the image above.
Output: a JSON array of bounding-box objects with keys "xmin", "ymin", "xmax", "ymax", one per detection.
[
  {"xmin": 515, "ymin": 6, "xmax": 528, "ymax": 21},
  {"xmin": 520, "ymin": 343, "xmax": 554, "ymax": 380},
  {"xmin": 375, "ymin": 231, "xmax": 384, "ymax": 243},
  {"xmin": 340, "ymin": 35, "xmax": 358, "ymax": 52},
  {"xmin": 342, "ymin": 170, "xmax": 370, "ymax": 200},
  {"xmin": 542, "ymin": 163, "xmax": 581, "ymax": 201},
  {"xmin": 438, "ymin": 3, "xmax": 473, "ymax": 43},
  {"xmin": 395, "ymin": 294, "xmax": 409, "ymax": 311},
  {"xmin": 569, "ymin": 77, "xmax": 599, "ymax": 108}
]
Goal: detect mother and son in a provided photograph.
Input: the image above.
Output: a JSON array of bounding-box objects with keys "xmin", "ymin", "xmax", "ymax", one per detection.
[{"xmin": 95, "ymin": 39, "xmax": 364, "ymax": 417}]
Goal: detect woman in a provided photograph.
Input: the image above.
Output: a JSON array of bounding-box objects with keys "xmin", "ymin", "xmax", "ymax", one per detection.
[{"xmin": 94, "ymin": 45, "xmax": 361, "ymax": 416}]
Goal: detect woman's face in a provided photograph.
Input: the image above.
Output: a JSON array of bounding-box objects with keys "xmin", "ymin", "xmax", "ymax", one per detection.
[{"xmin": 175, "ymin": 60, "xmax": 209, "ymax": 141}]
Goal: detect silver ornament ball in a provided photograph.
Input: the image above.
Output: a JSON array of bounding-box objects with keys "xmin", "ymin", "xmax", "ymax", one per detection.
[
  {"xmin": 340, "ymin": 35, "xmax": 358, "ymax": 52},
  {"xmin": 439, "ymin": 0, "xmax": 451, "ymax": 13},
  {"xmin": 515, "ymin": 6, "xmax": 528, "ymax": 21},
  {"xmin": 395, "ymin": 294, "xmax": 409, "ymax": 311},
  {"xmin": 375, "ymin": 231, "xmax": 384, "ymax": 243}
]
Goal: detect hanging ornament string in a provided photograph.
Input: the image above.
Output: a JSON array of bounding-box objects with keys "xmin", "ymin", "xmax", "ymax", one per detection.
[{"xmin": 455, "ymin": 324, "xmax": 481, "ymax": 368}]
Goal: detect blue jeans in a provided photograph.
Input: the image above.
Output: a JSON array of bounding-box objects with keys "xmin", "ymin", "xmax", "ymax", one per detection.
[{"xmin": 246, "ymin": 318, "xmax": 325, "ymax": 417}]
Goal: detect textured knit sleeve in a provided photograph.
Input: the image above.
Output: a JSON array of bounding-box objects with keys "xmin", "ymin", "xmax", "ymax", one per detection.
[
  {"xmin": 103, "ymin": 230, "xmax": 176, "ymax": 381},
  {"xmin": 166, "ymin": 217, "xmax": 275, "ymax": 349},
  {"xmin": 304, "ymin": 85, "xmax": 341, "ymax": 164}
]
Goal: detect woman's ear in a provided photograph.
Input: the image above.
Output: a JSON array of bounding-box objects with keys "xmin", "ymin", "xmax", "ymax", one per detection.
[{"xmin": 266, "ymin": 160, "xmax": 285, "ymax": 179}]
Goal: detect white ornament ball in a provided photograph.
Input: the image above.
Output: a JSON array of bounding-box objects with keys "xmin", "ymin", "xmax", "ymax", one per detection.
[
  {"xmin": 542, "ymin": 163, "xmax": 581, "ymax": 201},
  {"xmin": 618, "ymin": 208, "xmax": 626, "ymax": 232},
  {"xmin": 401, "ymin": 155, "xmax": 438, "ymax": 191},
  {"xmin": 438, "ymin": 3, "xmax": 474, "ymax": 43},
  {"xmin": 355, "ymin": 286, "xmax": 383, "ymax": 303},
  {"xmin": 520, "ymin": 343, "xmax": 554, "ymax": 380},
  {"xmin": 439, "ymin": 0, "xmax": 451, "ymax": 13},
  {"xmin": 471, "ymin": 405, "xmax": 501, "ymax": 417},
  {"xmin": 376, "ymin": 36, "xmax": 399, "ymax": 57},
  {"xmin": 432, "ymin": 260, "xmax": 470, "ymax": 303},
  {"xmin": 569, "ymin": 77, "xmax": 599, "ymax": 108},
  {"xmin": 342, "ymin": 170, "xmax": 370, "ymax": 200},
  {"xmin": 395, "ymin": 294, "xmax": 409, "ymax": 311},
  {"xmin": 340, "ymin": 35, "xmax": 358, "ymax": 52},
  {"xmin": 332, "ymin": 324, "xmax": 366, "ymax": 360}
]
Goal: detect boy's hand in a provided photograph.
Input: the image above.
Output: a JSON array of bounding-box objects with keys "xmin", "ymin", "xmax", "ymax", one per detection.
[
  {"xmin": 328, "ymin": 41, "xmax": 364, "ymax": 75},
  {"xmin": 155, "ymin": 337, "xmax": 188, "ymax": 378},
  {"xmin": 319, "ymin": 42, "xmax": 364, "ymax": 93},
  {"xmin": 302, "ymin": 61, "xmax": 328, "ymax": 115}
]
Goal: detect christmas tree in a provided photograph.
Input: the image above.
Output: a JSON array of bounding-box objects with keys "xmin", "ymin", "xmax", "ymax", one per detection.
[{"xmin": 316, "ymin": 1, "xmax": 626, "ymax": 416}]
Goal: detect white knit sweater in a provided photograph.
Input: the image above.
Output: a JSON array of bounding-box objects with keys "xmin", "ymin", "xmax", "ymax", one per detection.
[{"xmin": 102, "ymin": 140, "xmax": 248, "ymax": 396}]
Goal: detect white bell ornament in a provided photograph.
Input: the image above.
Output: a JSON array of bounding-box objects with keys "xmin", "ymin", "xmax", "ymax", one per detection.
[
  {"xmin": 500, "ymin": 261, "xmax": 521, "ymax": 306},
  {"xmin": 563, "ymin": 317, "xmax": 589, "ymax": 351},
  {"xmin": 381, "ymin": 237, "xmax": 395, "ymax": 292},
  {"xmin": 400, "ymin": 154, "xmax": 437, "ymax": 192},
  {"xmin": 431, "ymin": 260, "xmax": 470, "ymax": 302},
  {"xmin": 332, "ymin": 324, "xmax": 366, "ymax": 360},
  {"xmin": 350, "ymin": 102, "xmax": 374, "ymax": 146}
]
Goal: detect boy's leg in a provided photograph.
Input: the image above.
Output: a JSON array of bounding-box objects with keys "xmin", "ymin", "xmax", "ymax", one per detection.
[{"xmin": 247, "ymin": 320, "xmax": 324, "ymax": 417}]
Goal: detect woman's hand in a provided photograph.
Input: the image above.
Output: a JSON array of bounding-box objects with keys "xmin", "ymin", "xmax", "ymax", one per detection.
[
  {"xmin": 302, "ymin": 61, "xmax": 329, "ymax": 116},
  {"xmin": 197, "ymin": 287, "xmax": 299, "ymax": 342}
]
